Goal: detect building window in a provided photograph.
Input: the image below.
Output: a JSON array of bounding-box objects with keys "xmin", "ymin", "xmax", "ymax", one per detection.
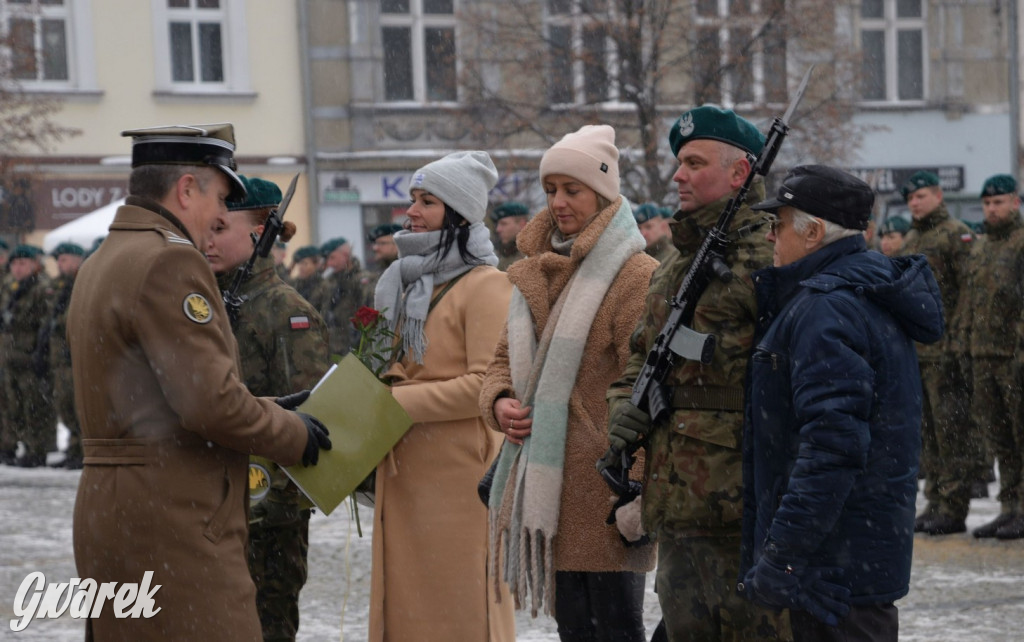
[
  {"xmin": 381, "ymin": 0, "xmax": 457, "ymax": 103},
  {"xmin": 151, "ymin": 0, "xmax": 250, "ymax": 94},
  {"xmin": 545, "ymin": 0, "xmax": 632, "ymax": 106},
  {"xmin": 0, "ymin": 0, "xmax": 96, "ymax": 91},
  {"xmin": 692, "ymin": 0, "xmax": 787, "ymax": 107},
  {"xmin": 859, "ymin": 0, "xmax": 924, "ymax": 102}
]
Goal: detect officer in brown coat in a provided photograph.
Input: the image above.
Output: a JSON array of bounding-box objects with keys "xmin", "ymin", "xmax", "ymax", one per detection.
[{"xmin": 66, "ymin": 123, "xmax": 331, "ymax": 640}]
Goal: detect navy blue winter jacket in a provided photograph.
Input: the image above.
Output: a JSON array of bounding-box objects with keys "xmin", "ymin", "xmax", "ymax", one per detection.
[{"xmin": 740, "ymin": 235, "xmax": 943, "ymax": 605}]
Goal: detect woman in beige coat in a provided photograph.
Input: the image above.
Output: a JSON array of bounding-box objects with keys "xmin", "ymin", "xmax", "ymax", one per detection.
[
  {"xmin": 479, "ymin": 125, "xmax": 658, "ymax": 640},
  {"xmin": 369, "ymin": 151, "xmax": 515, "ymax": 641}
]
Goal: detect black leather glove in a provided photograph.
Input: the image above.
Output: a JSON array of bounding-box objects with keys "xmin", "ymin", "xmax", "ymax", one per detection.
[
  {"xmin": 276, "ymin": 389, "xmax": 311, "ymax": 410},
  {"xmin": 299, "ymin": 412, "xmax": 331, "ymax": 466},
  {"xmin": 743, "ymin": 552, "xmax": 851, "ymax": 627},
  {"xmin": 597, "ymin": 401, "xmax": 651, "ymax": 474}
]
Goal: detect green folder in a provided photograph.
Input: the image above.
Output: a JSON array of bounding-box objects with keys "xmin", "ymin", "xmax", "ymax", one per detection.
[{"xmin": 282, "ymin": 353, "xmax": 412, "ymax": 515}]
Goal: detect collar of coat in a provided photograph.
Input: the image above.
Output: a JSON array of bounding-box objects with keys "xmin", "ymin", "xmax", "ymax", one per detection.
[
  {"xmin": 910, "ymin": 202, "xmax": 950, "ymax": 231},
  {"xmin": 124, "ymin": 195, "xmax": 197, "ymax": 246}
]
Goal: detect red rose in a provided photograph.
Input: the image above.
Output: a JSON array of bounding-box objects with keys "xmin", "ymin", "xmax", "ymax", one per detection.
[{"xmin": 351, "ymin": 306, "xmax": 381, "ymax": 330}]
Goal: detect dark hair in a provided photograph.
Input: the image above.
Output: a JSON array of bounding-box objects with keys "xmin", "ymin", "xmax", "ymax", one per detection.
[{"xmin": 440, "ymin": 204, "xmax": 483, "ymax": 265}]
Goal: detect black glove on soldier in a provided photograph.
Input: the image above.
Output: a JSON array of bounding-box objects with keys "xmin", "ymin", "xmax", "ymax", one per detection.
[
  {"xmin": 299, "ymin": 412, "xmax": 331, "ymax": 466},
  {"xmin": 276, "ymin": 389, "xmax": 311, "ymax": 410},
  {"xmin": 596, "ymin": 400, "xmax": 652, "ymax": 474}
]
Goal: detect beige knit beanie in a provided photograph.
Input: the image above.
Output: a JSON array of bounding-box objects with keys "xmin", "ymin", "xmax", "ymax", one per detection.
[{"xmin": 539, "ymin": 124, "xmax": 620, "ymax": 202}]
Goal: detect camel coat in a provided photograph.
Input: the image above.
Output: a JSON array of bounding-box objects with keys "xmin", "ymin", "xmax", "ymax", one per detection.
[
  {"xmin": 479, "ymin": 198, "xmax": 659, "ymax": 574},
  {"xmin": 369, "ymin": 264, "xmax": 515, "ymax": 642},
  {"xmin": 67, "ymin": 199, "xmax": 308, "ymax": 640}
]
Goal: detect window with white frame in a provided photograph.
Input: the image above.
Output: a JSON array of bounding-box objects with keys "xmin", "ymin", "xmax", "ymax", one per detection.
[
  {"xmin": 380, "ymin": 0, "xmax": 457, "ymax": 103},
  {"xmin": 692, "ymin": 0, "xmax": 788, "ymax": 107},
  {"xmin": 545, "ymin": 0, "xmax": 633, "ymax": 106},
  {"xmin": 151, "ymin": 0, "xmax": 250, "ymax": 93},
  {"xmin": 0, "ymin": 0, "xmax": 96, "ymax": 91},
  {"xmin": 859, "ymin": 0, "xmax": 924, "ymax": 102}
]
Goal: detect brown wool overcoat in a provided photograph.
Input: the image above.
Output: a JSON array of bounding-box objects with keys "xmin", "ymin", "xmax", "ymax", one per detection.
[
  {"xmin": 368, "ymin": 264, "xmax": 516, "ymax": 642},
  {"xmin": 479, "ymin": 198, "xmax": 659, "ymax": 575},
  {"xmin": 67, "ymin": 200, "xmax": 308, "ymax": 640}
]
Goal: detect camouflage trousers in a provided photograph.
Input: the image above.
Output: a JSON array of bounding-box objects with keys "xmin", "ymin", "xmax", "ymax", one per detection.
[
  {"xmin": 655, "ymin": 534, "xmax": 791, "ymax": 641},
  {"xmin": 0, "ymin": 364, "xmax": 14, "ymax": 457},
  {"xmin": 919, "ymin": 359, "xmax": 985, "ymax": 519},
  {"xmin": 4, "ymin": 368, "xmax": 55, "ymax": 459},
  {"xmin": 52, "ymin": 366, "xmax": 81, "ymax": 461},
  {"xmin": 972, "ymin": 358, "xmax": 1024, "ymax": 513},
  {"xmin": 248, "ymin": 503, "xmax": 311, "ymax": 642}
]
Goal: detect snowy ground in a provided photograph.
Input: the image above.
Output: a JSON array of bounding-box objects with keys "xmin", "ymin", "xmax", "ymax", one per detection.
[{"xmin": 1, "ymin": 464, "xmax": 1022, "ymax": 641}]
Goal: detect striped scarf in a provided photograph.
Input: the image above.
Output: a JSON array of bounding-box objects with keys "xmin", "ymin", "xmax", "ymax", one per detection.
[{"xmin": 488, "ymin": 198, "xmax": 645, "ymax": 616}]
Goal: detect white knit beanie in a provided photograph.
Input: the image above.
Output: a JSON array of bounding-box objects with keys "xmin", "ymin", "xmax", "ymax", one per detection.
[
  {"xmin": 409, "ymin": 151, "xmax": 498, "ymax": 224},
  {"xmin": 539, "ymin": 124, "xmax": 620, "ymax": 202}
]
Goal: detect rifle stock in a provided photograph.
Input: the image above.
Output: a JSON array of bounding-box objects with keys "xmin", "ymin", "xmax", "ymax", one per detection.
[{"xmin": 600, "ymin": 67, "xmax": 814, "ymax": 496}]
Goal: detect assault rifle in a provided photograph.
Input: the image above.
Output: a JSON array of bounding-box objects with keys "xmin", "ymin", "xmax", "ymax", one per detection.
[
  {"xmin": 600, "ymin": 67, "xmax": 814, "ymax": 496},
  {"xmin": 223, "ymin": 173, "xmax": 300, "ymax": 326}
]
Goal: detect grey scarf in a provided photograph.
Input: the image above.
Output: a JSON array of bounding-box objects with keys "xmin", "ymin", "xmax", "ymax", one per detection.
[{"xmin": 374, "ymin": 222, "xmax": 497, "ymax": 363}]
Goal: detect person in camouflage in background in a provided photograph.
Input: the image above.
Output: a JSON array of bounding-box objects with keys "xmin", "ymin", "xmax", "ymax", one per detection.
[
  {"xmin": 37, "ymin": 242, "xmax": 86, "ymax": 469},
  {"xmin": 962, "ymin": 174, "xmax": 1024, "ymax": 539},
  {"xmin": 0, "ymin": 245, "xmax": 56, "ymax": 467},
  {"xmin": 272, "ymin": 239, "xmax": 291, "ymax": 283},
  {"xmin": 634, "ymin": 202, "xmax": 677, "ymax": 264},
  {"xmin": 602, "ymin": 106, "xmax": 789, "ymax": 641},
  {"xmin": 491, "ymin": 200, "xmax": 529, "ymax": 271},
  {"xmin": 898, "ymin": 171, "xmax": 983, "ymax": 536},
  {"xmin": 290, "ymin": 244, "xmax": 325, "ymax": 309},
  {"xmin": 206, "ymin": 176, "xmax": 330, "ymax": 641},
  {"xmin": 363, "ymin": 222, "xmax": 402, "ymax": 295},
  {"xmin": 0, "ymin": 238, "xmax": 10, "ymax": 463},
  {"xmin": 318, "ymin": 237, "xmax": 367, "ymax": 360}
]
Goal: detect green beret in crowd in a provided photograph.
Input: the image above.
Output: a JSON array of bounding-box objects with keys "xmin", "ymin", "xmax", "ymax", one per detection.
[
  {"xmin": 51, "ymin": 242, "xmax": 85, "ymax": 257},
  {"xmin": 900, "ymin": 171, "xmax": 940, "ymax": 201},
  {"xmin": 491, "ymin": 201, "xmax": 529, "ymax": 221},
  {"xmin": 979, "ymin": 174, "xmax": 1018, "ymax": 198},
  {"xmin": 659, "ymin": 206, "xmax": 674, "ymax": 219},
  {"xmin": 368, "ymin": 223, "xmax": 403, "ymax": 243},
  {"xmin": 319, "ymin": 237, "xmax": 348, "ymax": 257},
  {"xmin": 0, "ymin": 238, "xmax": 9, "ymax": 250},
  {"xmin": 293, "ymin": 245, "xmax": 321, "ymax": 262},
  {"xmin": 633, "ymin": 203, "xmax": 661, "ymax": 224},
  {"xmin": 668, "ymin": 105, "xmax": 766, "ymax": 157},
  {"xmin": 9, "ymin": 244, "xmax": 43, "ymax": 260},
  {"xmin": 274, "ymin": 239, "xmax": 287, "ymax": 250},
  {"xmin": 226, "ymin": 175, "xmax": 282, "ymax": 211},
  {"xmin": 880, "ymin": 217, "xmax": 911, "ymax": 236}
]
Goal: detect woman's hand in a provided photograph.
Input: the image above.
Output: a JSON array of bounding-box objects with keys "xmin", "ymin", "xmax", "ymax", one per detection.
[{"xmin": 494, "ymin": 397, "xmax": 533, "ymax": 445}]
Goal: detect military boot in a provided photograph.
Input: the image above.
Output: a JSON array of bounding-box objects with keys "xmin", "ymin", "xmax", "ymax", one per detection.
[
  {"xmin": 914, "ymin": 505, "xmax": 939, "ymax": 533},
  {"xmin": 995, "ymin": 514, "xmax": 1024, "ymax": 540},
  {"xmin": 921, "ymin": 514, "xmax": 966, "ymax": 536},
  {"xmin": 973, "ymin": 513, "xmax": 1017, "ymax": 538}
]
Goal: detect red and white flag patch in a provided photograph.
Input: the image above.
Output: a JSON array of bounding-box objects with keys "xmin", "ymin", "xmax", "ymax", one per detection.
[{"xmin": 290, "ymin": 315, "xmax": 311, "ymax": 330}]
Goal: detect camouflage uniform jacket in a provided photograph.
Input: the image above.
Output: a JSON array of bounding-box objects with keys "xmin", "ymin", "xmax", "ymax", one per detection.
[
  {"xmin": 320, "ymin": 262, "xmax": 367, "ymax": 358},
  {"xmin": 45, "ymin": 273, "xmax": 76, "ymax": 369},
  {"xmin": 965, "ymin": 216, "xmax": 1024, "ymax": 359},
  {"xmin": 608, "ymin": 183, "xmax": 771, "ymax": 538},
  {"xmin": 217, "ymin": 255, "xmax": 330, "ymax": 524},
  {"xmin": 645, "ymin": 235, "xmax": 679, "ymax": 264},
  {"xmin": 293, "ymin": 273, "xmax": 326, "ymax": 310},
  {"xmin": 899, "ymin": 204, "xmax": 972, "ymax": 361},
  {"xmin": 1, "ymin": 272, "xmax": 53, "ymax": 370},
  {"xmin": 496, "ymin": 238, "xmax": 525, "ymax": 271}
]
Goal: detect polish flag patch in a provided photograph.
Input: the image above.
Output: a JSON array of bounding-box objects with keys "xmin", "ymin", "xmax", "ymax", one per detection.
[{"xmin": 290, "ymin": 316, "xmax": 311, "ymax": 330}]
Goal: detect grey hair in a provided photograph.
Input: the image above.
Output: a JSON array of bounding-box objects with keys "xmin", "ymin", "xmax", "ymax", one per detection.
[
  {"xmin": 790, "ymin": 209, "xmax": 862, "ymax": 245},
  {"xmin": 718, "ymin": 143, "xmax": 747, "ymax": 169},
  {"xmin": 129, "ymin": 164, "xmax": 216, "ymax": 201}
]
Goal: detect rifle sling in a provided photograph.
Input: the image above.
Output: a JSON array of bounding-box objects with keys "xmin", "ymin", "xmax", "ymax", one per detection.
[{"xmin": 671, "ymin": 385, "xmax": 744, "ymax": 412}]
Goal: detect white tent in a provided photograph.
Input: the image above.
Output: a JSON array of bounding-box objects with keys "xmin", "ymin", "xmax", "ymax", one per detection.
[{"xmin": 42, "ymin": 198, "xmax": 124, "ymax": 253}]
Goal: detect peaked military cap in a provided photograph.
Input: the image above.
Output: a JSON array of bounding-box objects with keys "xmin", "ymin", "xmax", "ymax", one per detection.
[
  {"xmin": 669, "ymin": 105, "xmax": 766, "ymax": 157},
  {"xmin": 491, "ymin": 201, "xmax": 529, "ymax": 221},
  {"xmin": 121, "ymin": 123, "xmax": 246, "ymax": 201},
  {"xmin": 899, "ymin": 171, "xmax": 940, "ymax": 202},
  {"xmin": 9, "ymin": 244, "xmax": 44, "ymax": 260},
  {"xmin": 319, "ymin": 237, "xmax": 348, "ymax": 257},
  {"xmin": 51, "ymin": 242, "xmax": 85, "ymax": 257},
  {"xmin": 226, "ymin": 175, "xmax": 281, "ymax": 211},
  {"xmin": 293, "ymin": 245, "xmax": 320, "ymax": 262},
  {"xmin": 368, "ymin": 223, "xmax": 403, "ymax": 243},
  {"xmin": 880, "ymin": 216, "xmax": 910, "ymax": 236},
  {"xmin": 633, "ymin": 203, "xmax": 661, "ymax": 224},
  {"xmin": 753, "ymin": 164, "xmax": 874, "ymax": 231},
  {"xmin": 979, "ymin": 174, "xmax": 1018, "ymax": 199}
]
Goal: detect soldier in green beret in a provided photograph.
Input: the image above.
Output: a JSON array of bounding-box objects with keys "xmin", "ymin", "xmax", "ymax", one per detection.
[
  {"xmin": 364, "ymin": 222, "xmax": 403, "ymax": 294},
  {"xmin": 603, "ymin": 105, "xmax": 789, "ymax": 640},
  {"xmin": 37, "ymin": 242, "xmax": 85, "ymax": 468},
  {"xmin": 878, "ymin": 216, "xmax": 910, "ymax": 256},
  {"xmin": 318, "ymin": 237, "xmax": 367, "ymax": 360},
  {"xmin": 491, "ymin": 201, "xmax": 529, "ymax": 271},
  {"xmin": 963, "ymin": 174, "xmax": 1024, "ymax": 538},
  {"xmin": 272, "ymin": 239, "xmax": 291, "ymax": 283},
  {"xmin": 0, "ymin": 245, "xmax": 56, "ymax": 467},
  {"xmin": 899, "ymin": 171, "xmax": 984, "ymax": 536},
  {"xmin": 290, "ymin": 244, "xmax": 325, "ymax": 309},
  {"xmin": 634, "ymin": 202, "xmax": 676, "ymax": 263},
  {"xmin": 207, "ymin": 175, "xmax": 331, "ymax": 639}
]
